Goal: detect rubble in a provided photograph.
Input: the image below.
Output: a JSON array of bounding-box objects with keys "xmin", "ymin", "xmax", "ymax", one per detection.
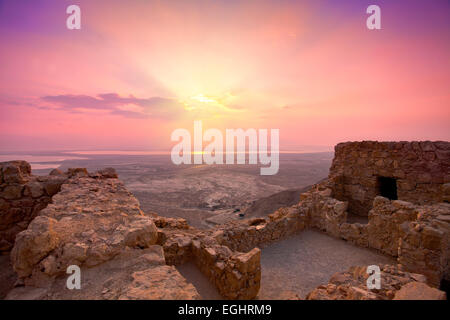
[{"xmin": 306, "ymin": 265, "xmax": 446, "ymax": 300}]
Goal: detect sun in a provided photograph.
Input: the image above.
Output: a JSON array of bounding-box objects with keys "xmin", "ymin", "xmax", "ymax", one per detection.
[{"xmin": 190, "ymin": 94, "xmax": 218, "ymax": 104}]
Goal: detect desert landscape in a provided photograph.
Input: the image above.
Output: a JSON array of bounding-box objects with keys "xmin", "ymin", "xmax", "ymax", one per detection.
[
  {"xmin": 5, "ymin": 151, "xmax": 333, "ymax": 229},
  {"xmin": 0, "ymin": 141, "xmax": 448, "ymax": 300}
]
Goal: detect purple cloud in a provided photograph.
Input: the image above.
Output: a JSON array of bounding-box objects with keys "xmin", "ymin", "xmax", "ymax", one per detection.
[{"xmin": 41, "ymin": 93, "xmax": 184, "ymax": 119}]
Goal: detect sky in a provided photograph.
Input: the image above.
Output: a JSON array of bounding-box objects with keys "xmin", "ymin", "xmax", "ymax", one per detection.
[{"xmin": 0, "ymin": 0, "xmax": 449, "ymax": 152}]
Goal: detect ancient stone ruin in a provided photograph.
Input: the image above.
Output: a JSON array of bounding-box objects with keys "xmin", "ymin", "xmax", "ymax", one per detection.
[
  {"xmin": 0, "ymin": 140, "xmax": 448, "ymax": 300},
  {"xmin": 329, "ymin": 141, "xmax": 449, "ymax": 216}
]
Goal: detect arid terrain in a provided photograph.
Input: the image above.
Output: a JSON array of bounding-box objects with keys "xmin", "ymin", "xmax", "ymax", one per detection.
[
  {"xmin": 1, "ymin": 142, "xmax": 448, "ymax": 300},
  {"xmin": 23, "ymin": 152, "xmax": 333, "ymax": 228}
]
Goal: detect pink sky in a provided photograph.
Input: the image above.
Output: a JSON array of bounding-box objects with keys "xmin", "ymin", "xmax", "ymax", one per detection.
[{"xmin": 0, "ymin": 0, "xmax": 449, "ymax": 151}]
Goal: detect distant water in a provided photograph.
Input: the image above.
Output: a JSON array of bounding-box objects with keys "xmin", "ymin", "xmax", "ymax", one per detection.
[
  {"xmin": 0, "ymin": 155, "xmax": 87, "ymax": 170},
  {"xmin": 64, "ymin": 148, "xmax": 333, "ymax": 156},
  {"xmin": 64, "ymin": 151, "xmax": 170, "ymax": 155}
]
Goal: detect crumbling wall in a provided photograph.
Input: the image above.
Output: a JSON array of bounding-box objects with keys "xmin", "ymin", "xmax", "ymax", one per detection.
[
  {"xmin": 329, "ymin": 141, "xmax": 450, "ymax": 216},
  {"xmin": 298, "ymin": 183, "xmax": 369, "ymax": 247},
  {"xmin": 0, "ymin": 161, "xmax": 66, "ymax": 252},
  {"xmin": 153, "ymin": 205, "xmax": 310, "ymax": 299},
  {"xmin": 212, "ymin": 207, "xmax": 308, "ymax": 252},
  {"xmin": 366, "ymin": 197, "xmax": 419, "ymax": 256},
  {"xmin": 299, "ymin": 185, "xmax": 349, "ymax": 238},
  {"xmin": 192, "ymin": 237, "xmax": 261, "ymax": 300},
  {"xmin": 152, "ymin": 215, "xmax": 195, "ymax": 265},
  {"xmin": 298, "ymin": 181, "xmax": 450, "ymax": 287},
  {"xmin": 154, "ymin": 216, "xmax": 262, "ymax": 299},
  {"xmin": 397, "ymin": 204, "xmax": 450, "ymax": 287}
]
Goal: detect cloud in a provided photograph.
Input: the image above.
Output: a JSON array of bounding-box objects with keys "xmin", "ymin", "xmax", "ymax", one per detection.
[{"xmin": 41, "ymin": 93, "xmax": 184, "ymax": 119}]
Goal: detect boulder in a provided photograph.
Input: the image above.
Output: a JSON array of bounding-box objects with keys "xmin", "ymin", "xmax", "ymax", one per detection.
[
  {"xmin": 11, "ymin": 216, "xmax": 60, "ymax": 278},
  {"xmin": 393, "ymin": 282, "xmax": 446, "ymax": 300},
  {"xmin": 119, "ymin": 266, "xmax": 201, "ymax": 300}
]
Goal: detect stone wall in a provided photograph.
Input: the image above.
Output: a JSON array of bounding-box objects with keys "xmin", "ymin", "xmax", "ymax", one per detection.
[
  {"xmin": 154, "ymin": 215, "xmax": 262, "ymax": 299},
  {"xmin": 0, "ymin": 161, "xmax": 66, "ymax": 253},
  {"xmin": 212, "ymin": 207, "xmax": 308, "ymax": 253},
  {"xmin": 398, "ymin": 204, "xmax": 449, "ymax": 286},
  {"xmin": 329, "ymin": 141, "xmax": 450, "ymax": 216},
  {"xmin": 152, "ymin": 205, "xmax": 311, "ymax": 299},
  {"xmin": 298, "ymin": 182, "xmax": 369, "ymax": 247},
  {"xmin": 367, "ymin": 197, "xmax": 419, "ymax": 256},
  {"xmin": 191, "ymin": 237, "xmax": 261, "ymax": 300},
  {"xmin": 154, "ymin": 176, "xmax": 448, "ymax": 295},
  {"xmin": 297, "ymin": 181, "xmax": 450, "ymax": 287}
]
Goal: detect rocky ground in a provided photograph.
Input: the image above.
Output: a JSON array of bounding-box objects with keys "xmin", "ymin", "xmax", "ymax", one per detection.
[
  {"xmin": 306, "ymin": 264, "xmax": 446, "ymax": 300},
  {"xmin": 173, "ymin": 229, "xmax": 397, "ymax": 300},
  {"xmin": 6, "ymin": 246, "xmax": 200, "ymax": 300}
]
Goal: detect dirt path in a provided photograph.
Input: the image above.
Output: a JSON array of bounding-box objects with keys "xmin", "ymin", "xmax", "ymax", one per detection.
[
  {"xmin": 176, "ymin": 262, "xmax": 222, "ymax": 299},
  {"xmin": 259, "ymin": 230, "xmax": 395, "ymax": 299}
]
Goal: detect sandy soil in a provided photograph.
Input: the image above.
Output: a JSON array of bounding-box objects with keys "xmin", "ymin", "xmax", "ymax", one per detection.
[{"xmin": 176, "ymin": 262, "xmax": 222, "ymax": 300}]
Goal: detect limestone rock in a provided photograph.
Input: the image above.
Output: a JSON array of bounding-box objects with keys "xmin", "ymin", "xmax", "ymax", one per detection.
[
  {"xmin": 24, "ymin": 182, "xmax": 44, "ymax": 198},
  {"xmin": 98, "ymin": 168, "xmax": 118, "ymax": 179},
  {"xmin": 11, "ymin": 216, "xmax": 60, "ymax": 278},
  {"xmin": 306, "ymin": 264, "xmax": 440, "ymax": 300},
  {"xmin": 393, "ymin": 282, "xmax": 446, "ymax": 300},
  {"xmin": 121, "ymin": 216, "xmax": 158, "ymax": 248},
  {"xmin": 49, "ymin": 169, "xmax": 64, "ymax": 176},
  {"xmin": 2, "ymin": 161, "xmax": 31, "ymax": 184},
  {"xmin": 10, "ymin": 173, "xmax": 158, "ymax": 284},
  {"xmin": 2, "ymin": 185, "xmax": 24, "ymax": 200},
  {"xmin": 66, "ymin": 168, "xmax": 88, "ymax": 178},
  {"xmin": 119, "ymin": 266, "xmax": 201, "ymax": 300}
]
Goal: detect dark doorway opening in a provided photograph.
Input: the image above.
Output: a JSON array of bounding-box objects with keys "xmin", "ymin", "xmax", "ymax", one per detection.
[
  {"xmin": 440, "ymin": 279, "xmax": 450, "ymax": 300},
  {"xmin": 377, "ymin": 177, "xmax": 398, "ymax": 200}
]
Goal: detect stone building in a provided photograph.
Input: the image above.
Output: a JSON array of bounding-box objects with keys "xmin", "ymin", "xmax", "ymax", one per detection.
[{"xmin": 328, "ymin": 141, "xmax": 450, "ymax": 216}]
